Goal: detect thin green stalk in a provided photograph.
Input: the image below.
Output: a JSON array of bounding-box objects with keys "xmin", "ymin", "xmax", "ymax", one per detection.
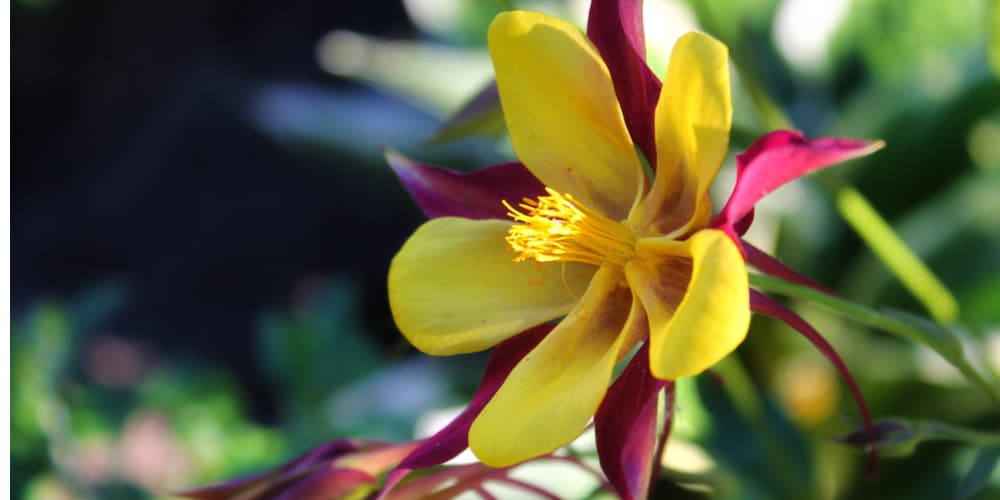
[
  {"xmin": 836, "ymin": 186, "xmax": 960, "ymax": 324},
  {"xmin": 924, "ymin": 421, "xmax": 1000, "ymax": 447},
  {"xmin": 748, "ymin": 273, "xmax": 1000, "ymax": 408},
  {"xmin": 860, "ymin": 418, "xmax": 1000, "ymax": 457},
  {"xmin": 990, "ymin": 0, "xmax": 1000, "ymax": 78}
]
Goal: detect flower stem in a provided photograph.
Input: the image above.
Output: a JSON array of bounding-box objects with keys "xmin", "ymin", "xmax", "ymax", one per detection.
[
  {"xmin": 836, "ymin": 186, "xmax": 960, "ymax": 324},
  {"xmin": 748, "ymin": 273, "xmax": 1000, "ymax": 408}
]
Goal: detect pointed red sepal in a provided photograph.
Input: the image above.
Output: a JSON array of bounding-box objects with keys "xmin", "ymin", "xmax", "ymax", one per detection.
[
  {"xmin": 749, "ymin": 290, "xmax": 878, "ymax": 477},
  {"xmin": 385, "ymin": 148, "xmax": 545, "ymax": 220},
  {"xmin": 741, "ymin": 239, "xmax": 833, "ymax": 295},
  {"xmin": 712, "ymin": 130, "xmax": 884, "ymax": 232},
  {"xmin": 376, "ymin": 325, "xmax": 554, "ymax": 498},
  {"xmin": 587, "ymin": 0, "xmax": 661, "ymax": 165},
  {"xmin": 595, "ymin": 344, "xmax": 671, "ymax": 500},
  {"xmin": 272, "ymin": 469, "xmax": 376, "ymax": 500},
  {"xmin": 177, "ymin": 439, "xmax": 401, "ymax": 499},
  {"xmin": 398, "ymin": 324, "xmax": 552, "ymax": 469}
]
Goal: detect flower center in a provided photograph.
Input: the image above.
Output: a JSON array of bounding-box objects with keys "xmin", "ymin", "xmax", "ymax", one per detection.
[{"xmin": 503, "ymin": 187, "xmax": 637, "ymax": 267}]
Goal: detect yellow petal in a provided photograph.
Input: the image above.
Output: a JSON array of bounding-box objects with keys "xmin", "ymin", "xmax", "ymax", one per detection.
[
  {"xmin": 488, "ymin": 11, "xmax": 644, "ymax": 221},
  {"xmin": 389, "ymin": 217, "xmax": 595, "ymax": 355},
  {"xmin": 625, "ymin": 229, "xmax": 749, "ymax": 379},
  {"xmin": 616, "ymin": 293, "xmax": 649, "ymax": 363},
  {"xmin": 633, "ymin": 32, "xmax": 732, "ymax": 235},
  {"xmin": 469, "ymin": 267, "xmax": 631, "ymax": 466}
]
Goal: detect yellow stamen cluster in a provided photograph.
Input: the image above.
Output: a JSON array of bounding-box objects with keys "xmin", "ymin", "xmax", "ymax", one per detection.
[{"xmin": 503, "ymin": 188, "xmax": 637, "ymax": 267}]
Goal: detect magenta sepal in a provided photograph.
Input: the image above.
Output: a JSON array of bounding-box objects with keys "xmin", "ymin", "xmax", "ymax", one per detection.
[
  {"xmin": 178, "ymin": 473, "xmax": 270, "ymax": 499},
  {"xmin": 385, "ymin": 148, "xmax": 545, "ymax": 221},
  {"xmin": 273, "ymin": 468, "xmax": 376, "ymax": 500},
  {"xmin": 749, "ymin": 290, "xmax": 878, "ymax": 477},
  {"xmin": 376, "ymin": 325, "xmax": 554, "ymax": 498},
  {"xmin": 594, "ymin": 343, "xmax": 670, "ymax": 500},
  {"xmin": 741, "ymin": 239, "xmax": 833, "ymax": 295},
  {"xmin": 712, "ymin": 130, "xmax": 883, "ymax": 232},
  {"xmin": 177, "ymin": 439, "xmax": 372, "ymax": 499},
  {"xmin": 399, "ymin": 324, "xmax": 552, "ymax": 469},
  {"xmin": 587, "ymin": 0, "xmax": 661, "ymax": 165}
]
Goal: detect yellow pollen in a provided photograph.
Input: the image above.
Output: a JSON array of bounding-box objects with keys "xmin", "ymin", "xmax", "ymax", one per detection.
[{"xmin": 503, "ymin": 188, "xmax": 637, "ymax": 267}]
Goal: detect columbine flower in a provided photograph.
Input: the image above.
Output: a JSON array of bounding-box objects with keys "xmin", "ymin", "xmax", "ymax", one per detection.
[
  {"xmin": 387, "ymin": 4, "xmax": 883, "ymax": 493},
  {"xmin": 389, "ymin": 9, "xmax": 748, "ymax": 469}
]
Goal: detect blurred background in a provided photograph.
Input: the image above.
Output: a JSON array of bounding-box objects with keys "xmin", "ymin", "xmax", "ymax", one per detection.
[{"xmin": 11, "ymin": 0, "xmax": 1000, "ymax": 498}]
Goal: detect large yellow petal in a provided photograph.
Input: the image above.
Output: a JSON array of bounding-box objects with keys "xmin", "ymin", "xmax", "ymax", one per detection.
[
  {"xmin": 489, "ymin": 11, "xmax": 644, "ymax": 221},
  {"xmin": 632, "ymin": 32, "xmax": 731, "ymax": 236},
  {"xmin": 389, "ymin": 217, "xmax": 595, "ymax": 355},
  {"xmin": 625, "ymin": 229, "xmax": 749, "ymax": 379},
  {"xmin": 469, "ymin": 267, "xmax": 631, "ymax": 466}
]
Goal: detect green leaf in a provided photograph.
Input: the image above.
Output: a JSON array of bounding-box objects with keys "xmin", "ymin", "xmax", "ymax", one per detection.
[
  {"xmin": 429, "ymin": 81, "xmax": 506, "ymax": 144},
  {"xmin": 696, "ymin": 357, "xmax": 820, "ymax": 499},
  {"xmin": 879, "ymin": 308, "xmax": 964, "ymax": 360},
  {"xmin": 839, "ymin": 418, "xmax": 1000, "ymax": 457},
  {"xmin": 955, "ymin": 446, "xmax": 1000, "ymax": 499}
]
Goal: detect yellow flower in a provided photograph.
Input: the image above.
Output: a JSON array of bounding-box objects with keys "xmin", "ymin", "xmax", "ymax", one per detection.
[{"xmin": 388, "ymin": 11, "xmax": 748, "ymax": 467}]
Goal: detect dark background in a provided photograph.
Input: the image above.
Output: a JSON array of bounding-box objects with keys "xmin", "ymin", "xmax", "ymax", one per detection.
[{"xmin": 13, "ymin": 0, "xmax": 427, "ymax": 414}]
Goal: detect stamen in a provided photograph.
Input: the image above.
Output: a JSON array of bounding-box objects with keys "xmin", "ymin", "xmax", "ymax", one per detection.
[{"xmin": 503, "ymin": 188, "xmax": 637, "ymax": 267}]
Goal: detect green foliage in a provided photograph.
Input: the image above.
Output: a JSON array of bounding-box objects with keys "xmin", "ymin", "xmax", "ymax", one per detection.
[
  {"xmin": 956, "ymin": 447, "xmax": 1000, "ymax": 499},
  {"xmin": 832, "ymin": 0, "xmax": 986, "ymax": 82},
  {"xmin": 11, "ymin": 289, "xmax": 285, "ymax": 499},
  {"xmin": 256, "ymin": 280, "xmax": 386, "ymax": 444}
]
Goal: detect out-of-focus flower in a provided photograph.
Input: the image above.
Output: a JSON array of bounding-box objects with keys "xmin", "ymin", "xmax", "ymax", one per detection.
[{"xmin": 387, "ymin": 2, "xmax": 883, "ymax": 482}]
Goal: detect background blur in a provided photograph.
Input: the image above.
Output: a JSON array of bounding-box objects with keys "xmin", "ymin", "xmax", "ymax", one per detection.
[{"xmin": 11, "ymin": 0, "xmax": 1000, "ymax": 498}]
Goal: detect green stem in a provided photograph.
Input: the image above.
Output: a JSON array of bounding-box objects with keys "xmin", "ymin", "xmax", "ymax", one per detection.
[
  {"xmin": 748, "ymin": 273, "xmax": 1000, "ymax": 408},
  {"xmin": 836, "ymin": 186, "xmax": 960, "ymax": 324},
  {"xmin": 922, "ymin": 421, "xmax": 1000, "ymax": 447}
]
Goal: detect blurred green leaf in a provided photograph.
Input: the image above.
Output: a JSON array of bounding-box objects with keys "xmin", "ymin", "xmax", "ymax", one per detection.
[
  {"xmin": 836, "ymin": 169, "xmax": 1000, "ymax": 326},
  {"xmin": 879, "ymin": 308, "xmax": 964, "ymax": 361},
  {"xmin": 840, "ymin": 418, "xmax": 1000, "ymax": 457},
  {"xmin": 316, "ymin": 32, "xmax": 492, "ymax": 116},
  {"xmin": 697, "ymin": 357, "xmax": 819, "ymax": 499},
  {"xmin": 684, "ymin": 0, "xmax": 779, "ymax": 44},
  {"xmin": 429, "ymin": 81, "xmax": 506, "ymax": 144},
  {"xmin": 257, "ymin": 280, "xmax": 386, "ymax": 444},
  {"xmin": 831, "ymin": 0, "xmax": 985, "ymax": 83},
  {"xmin": 404, "ymin": 0, "xmax": 508, "ymax": 45},
  {"xmin": 955, "ymin": 446, "xmax": 1000, "ymax": 499},
  {"xmin": 962, "ymin": 274, "xmax": 1000, "ymax": 324},
  {"xmin": 137, "ymin": 369, "xmax": 288, "ymax": 481}
]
